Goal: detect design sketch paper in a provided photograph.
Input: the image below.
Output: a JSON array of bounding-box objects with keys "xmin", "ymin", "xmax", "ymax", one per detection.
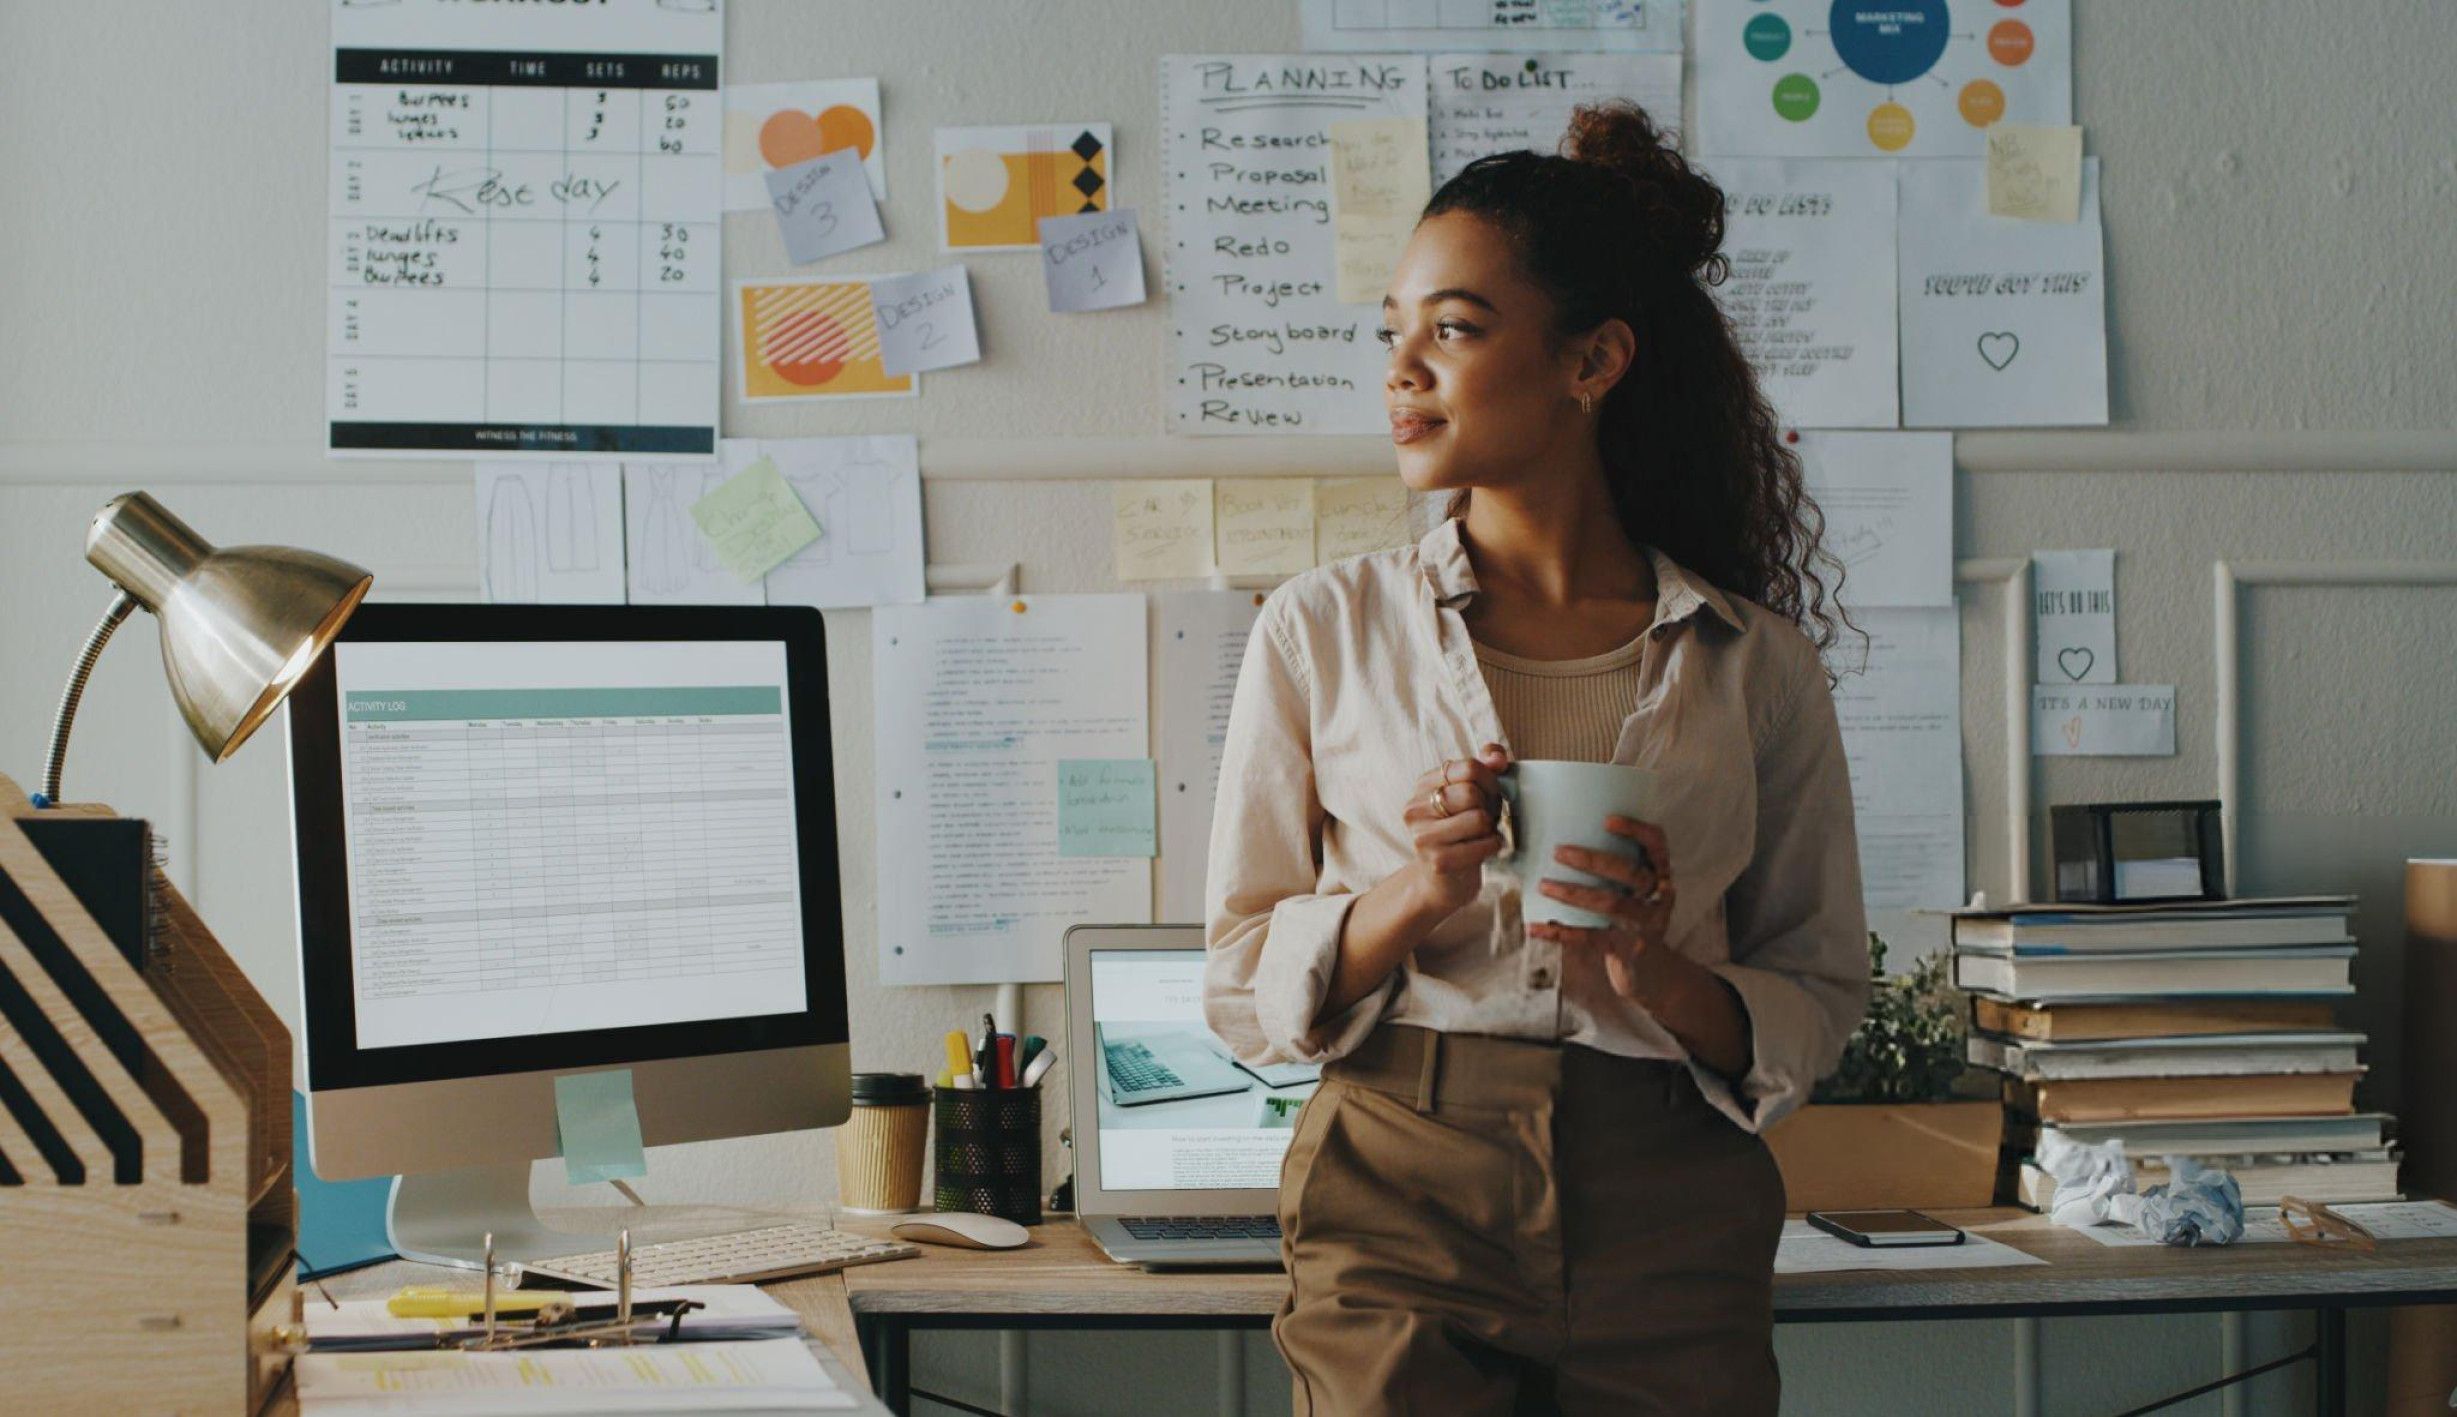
[
  {"xmin": 765, "ymin": 150, "xmax": 885, "ymax": 265},
  {"xmin": 748, "ymin": 435, "xmax": 927, "ymax": 609},
  {"xmin": 1898, "ymin": 158, "xmax": 2108, "ymax": 429},
  {"xmin": 873, "ymin": 594, "xmax": 1152, "ymax": 985},
  {"xmin": 1155, "ymin": 590, "xmax": 1265, "ymax": 921},
  {"xmin": 1986, "ymin": 123, "xmax": 2083, "ymax": 222},
  {"xmin": 476, "ymin": 463, "xmax": 626, "ymax": 603},
  {"xmin": 1696, "ymin": 0, "xmax": 2071, "ymax": 158},
  {"xmin": 1430, "ymin": 52, "xmax": 1683, "ymax": 185},
  {"xmin": 1328, "ymin": 117, "xmax": 1433, "ymax": 304},
  {"xmin": 623, "ymin": 462, "xmax": 763, "ymax": 605},
  {"xmin": 1114, "ymin": 480, "xmax": 1218, "ymax": 582},
  {"xmin": 1698, "ymin": 157, "xmax": 1899, "ymax": 429},
  {"xmin": 1315, "ymin": 476, "xmax": 1415, "ymax": 565},
  {"xmin": 1216, "ymin": 479, "xmax": 1319, "ymax": 576},
  {"xmin": 724, "ymin": 77, "xmax": 884, "ymax": 211},
  {"xmin": 1824, "ymin": 607, "xmax": 1964, "ymax": 966},
  {"xmin": 2031, "ymin": 548, "xmax": 2116, "ymax": 684},
  {"xmin": 328, "ymin": 0, "xmax": 722, "ymax": 459},
  {"xmin": 1301, "ymin": 0, "xmax": 1685, "ymax": 54},
  {"xmin": 2032, "ymin": 685, "xmax": 2175, "ymax": 758},
  {"xmin": 871, "ymin": 265, "xmax": 984, "ymax": 375},
  {"xmin": 1794, "ymin": 432, "xmax": 1953, "ymax": 609},
  {"xmin": 937, "ymin": 124, "xmax": 1114, "ymax": 252},
  {"xmin": 1163, "ymin": 55, "xmax": 1429, "ymax": 436},
  {"xmin": 735, "ymin": 276, "xmax": 916, "ymax": 402}
]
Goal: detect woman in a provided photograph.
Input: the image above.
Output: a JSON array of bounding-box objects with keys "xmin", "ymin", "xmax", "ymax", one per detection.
[{"xmin": 1203, "ymin": 102, "xmax": 1872, "ymax": 1415}]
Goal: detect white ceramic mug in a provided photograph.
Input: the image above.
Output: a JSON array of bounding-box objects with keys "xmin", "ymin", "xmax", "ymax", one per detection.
[{"xmin": 1497, "ymin": 760, "xmax": 1661, "ymax": 929}]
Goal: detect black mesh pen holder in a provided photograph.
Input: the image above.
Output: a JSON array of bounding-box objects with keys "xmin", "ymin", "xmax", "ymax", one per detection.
[{"xmin": 932, "ymin": 1085, "xmax": 1043, "ymax": 1224}]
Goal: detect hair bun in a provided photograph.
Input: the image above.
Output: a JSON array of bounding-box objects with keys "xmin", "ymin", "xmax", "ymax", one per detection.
[{"xmin": 1561, "ymin": 101, "xmax": 1727, "ymax": 280}]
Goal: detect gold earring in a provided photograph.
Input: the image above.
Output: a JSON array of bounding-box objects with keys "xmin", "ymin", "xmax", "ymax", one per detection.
[{"xmin": 1579, "ymin": 392, "xmax": 1594, "ymax": 415}]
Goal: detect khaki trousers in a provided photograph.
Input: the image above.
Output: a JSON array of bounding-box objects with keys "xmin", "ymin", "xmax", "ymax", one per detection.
[{"xmin": 1274, "ymin": 1024, "xmax": 1785, "ymax": 1416}]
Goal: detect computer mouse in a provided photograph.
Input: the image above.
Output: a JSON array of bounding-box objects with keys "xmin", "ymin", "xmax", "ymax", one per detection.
[{"xmin": 892, "ymin": 1213, "xmax": 1031, "ymax": 1250}]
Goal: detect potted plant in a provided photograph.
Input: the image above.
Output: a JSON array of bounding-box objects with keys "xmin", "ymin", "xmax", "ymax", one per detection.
[{"xmin": 1760, "ymin": 933, "xmax": 2005, "ymax": 1213}]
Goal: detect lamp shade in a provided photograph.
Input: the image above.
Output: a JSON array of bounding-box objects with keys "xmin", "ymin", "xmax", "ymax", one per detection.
[{"xmin": 85, "ymin": 492, "xmax": 373, "ymax": 762}]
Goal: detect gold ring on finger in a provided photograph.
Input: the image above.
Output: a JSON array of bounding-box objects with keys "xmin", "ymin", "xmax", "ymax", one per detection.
[{"xmin": 1429, "ymin": 788, "xmax": 1450, "ymax": 818}]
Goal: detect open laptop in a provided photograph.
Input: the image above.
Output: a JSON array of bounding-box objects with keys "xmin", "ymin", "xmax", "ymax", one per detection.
[{"xmin": 1065, "ymin": 925, "xmax": 1320, "ymax": 1269}]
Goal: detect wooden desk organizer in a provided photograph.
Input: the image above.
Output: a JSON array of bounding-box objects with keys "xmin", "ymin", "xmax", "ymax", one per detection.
[{"xmin": 0, "ymin": 772, "xmax": 295, "ymax": 1413}]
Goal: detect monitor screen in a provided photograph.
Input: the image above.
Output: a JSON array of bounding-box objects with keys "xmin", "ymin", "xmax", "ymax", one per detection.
[{"xmin": 1091, "ymin": 949, "xmax": 1318, "ymax": 1193}]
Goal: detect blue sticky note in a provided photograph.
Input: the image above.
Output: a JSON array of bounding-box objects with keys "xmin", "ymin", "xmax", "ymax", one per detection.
[
  {"xmin": 293, "ymin": 1092, "xmax": 395, "ymax": 1279},
  {"xmin": 554, "ymin": 1069, "xmax": 648, "ymax": 1186},
  {"xmin": 1056, "ymin": 758, "xmax": 1157, "ymax": 857}
]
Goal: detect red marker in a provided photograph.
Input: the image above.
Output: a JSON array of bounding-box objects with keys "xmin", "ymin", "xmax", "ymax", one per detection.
[{"xmin": 995, "ymin": 1034, "xmax": 1018, "ymax": 1090}]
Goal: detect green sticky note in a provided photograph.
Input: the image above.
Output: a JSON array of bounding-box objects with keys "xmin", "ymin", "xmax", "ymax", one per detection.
[
  {"xmin": 689, "ymin": 455, "xmax": 822, "ymax": 581},
  {"xmin": 1057, "ymin": 758, "xmax": 1157, "ymax": 857},
  {"xmin": 554, "ymin": 1069, "xmax": 648, "ymax": 1186}
]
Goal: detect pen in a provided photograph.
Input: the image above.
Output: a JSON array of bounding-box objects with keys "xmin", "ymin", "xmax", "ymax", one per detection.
[
  {"xmin": 995, "ymin": 1033, "xmax": 1017, "ymax": 1089},
  {"xmin": 976, "ymin": 1011, "xmax": 997, "ymax": 1082},
  {"xmin": 1017, "ymin": 1035, "xmax": 1047, "ymax": 1075},
  {"xmin": 1020, "ymin": 1049, "xmax": 1056, "ymax": 1088},
  {"xmin": 943, "ymin": 1030, "xmax": 976, "ymax": 1089}
]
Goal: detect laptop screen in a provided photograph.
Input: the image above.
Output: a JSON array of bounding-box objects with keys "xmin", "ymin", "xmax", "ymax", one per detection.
[{"xmin": 1091, "ymin": 949, "xmax": 1321, "ymax": 1194}]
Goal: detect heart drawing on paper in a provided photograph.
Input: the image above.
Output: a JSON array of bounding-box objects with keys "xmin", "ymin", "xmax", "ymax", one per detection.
[
  {"xmin": 1978, "ymin": 331, "xmax": 2021, "ymax": 371},
  {"xmin": 2062, "ymin": 715, "xmax": 2084, "ymax": 750},
  {"xmin": 2057, "ymin": 646, "xmax": 2095, "ymax": 681}
]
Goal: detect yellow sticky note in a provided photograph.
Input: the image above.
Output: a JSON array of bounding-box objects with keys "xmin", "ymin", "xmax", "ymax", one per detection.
[
  {"xmin": 1215, "ymin": 479, "xmax": 1317, "ymax": 576},
  {"xmin": 1329, "ymin": 117, "xmax": 1431, "ymax": 304},
  {"xmin": 1113, "ymin": 479, "xmax": 1216, "ymax": 581},
  {"xmin": 689, "ymin": 455, "xmax": 822, "ymax": 582},
  {"xmin": 1314, "ymin": 477, "xmax": 1412, "ymax": 565},
  {"xmin": 1986, "ymin": 124, "xmax": 2083, "ymax": 222}
]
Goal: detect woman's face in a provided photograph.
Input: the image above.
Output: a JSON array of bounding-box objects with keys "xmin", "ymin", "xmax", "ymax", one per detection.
[{"xmin": 1379, "ymin": 210, "xmax": 1592, "ymax": 496}]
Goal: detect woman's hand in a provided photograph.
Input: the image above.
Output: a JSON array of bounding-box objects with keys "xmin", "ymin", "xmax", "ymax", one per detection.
[
  {"xmin": 1526, "ymin": 814, "xmax": 1678, "ymax": 1004},
  {"xmin": 1398, "ymin": 743, "xmax": 1511, "ymax": 918}
]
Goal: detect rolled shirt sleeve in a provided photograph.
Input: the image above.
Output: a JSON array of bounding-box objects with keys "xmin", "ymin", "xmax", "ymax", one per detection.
[
  {"xmin": 1203, "ymin": 597, "xmax": 1398, "ymax": 1067},
  {"xmin": 1694, "ymin": 653, "xmax": 1872, "ymax": 1133}
]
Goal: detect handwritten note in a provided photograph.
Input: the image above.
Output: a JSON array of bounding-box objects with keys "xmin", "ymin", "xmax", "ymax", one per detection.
[
  {"xmin": 765, "ymin": 149, "xmax": 884, "ymax": 264},
  {"xmin": 2033, "ymin": 549, "xmax": 2117, "ymax": 684},
  {"xmin": 688, "ymin": 455, "xmax": 821, "ymax": 582},
  {"xmin": 2032, "ymin": 685, "xmax": 2175, "ymax": 757},
  {"xmin": 1792, "ymin": 432, "xmax": 1954, "ymax": 608},
  {"xmin": 1216, "ymin": 479, "xmax": 1317, "ymax": 575},
  {"xmin": 1039, "ymin": 208, "xmax": 1147, "ymax": 313},
  {"xmin": 871, "ymin": 264, "xmax": 982, "ymax": 375},
  {"xmin": 1113, "ymin": 480, "xmax": 1217, "ymax": 581},
  {"xmin": 1430, "ymin": 53, "xmax": 1684, "ymax": 186},
  {"xmin": 1698, "ymin": 157, "xmax": 1900, "ymax": 429},
  {"xmin": 554, "ymin": 1069, "xmax": 647, "ymax": 1186},
  {"xmin": 1315, "ymin": 477, "xmax": 1414, "ymax": 565},
  {"xmin": 1329, "ymin": 117, "xmax": 1433, "ymax": 305},
  {"xmin": 1986, "ymin": 124, "xmax": 2084, "ymax": 222},
  {"xmin": 1057, "ymin": 759, "xmax": 1158, "ymax": 858}
]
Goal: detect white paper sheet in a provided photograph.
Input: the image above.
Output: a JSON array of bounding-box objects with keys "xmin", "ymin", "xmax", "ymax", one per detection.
[
  {"xmin": 476, "ymin": 463, "xmax": 626, "ymax": 604},
  {"xmin": 874, "ymin": 595, "xmax": 1152, "ymax": 984},
  {"xmin": 766, "ymin": 149, "xmax": 885, "ymax": 265},
  {"xmin": 1825, "ymin": 606, "xmax": 1963, "ymax": 963},
  {"xmin": 725, "ymin": 78, "xmax": 886, "ymax": 211},
  {"xmin": 1162, "ymin": 55, "xmax": 1429, "ymax": 436},
  {"xmin": 1696, "ymin": 0, "xmax": 2072, "ymax": 158},
  {"xmin": 1698, "ymin": 158, "xmax": 1899, "ymax": 429},
  {"xmin": 1154, "ymin": 590, "xmax": 1267, "ymax": 921},
  {"xmin": 1899, "ymin": 158, "xmax": 2108, "ymax": 429},
  {"xmin": 623, "ymin": 463, "xmax": 764, "ymax": 605},
  {"xmin": 1301, "ymin": 0, "xmax": 1685, "ymax": 54},
  {"xmin": 294, "ymin": 1338, "xmax": 852, "ymax": 1413},
  {"xmin": 738, "ymin": 436, "xmax": 926, "ymax": 609},
  {"xmin": 2031, "ymin": 548, "xmax": 2116, "ymax": 684},
  {"xmin": 1775, "ymin": 1220, "xmax": 2046, "ymax": 1274},
  {"xmin": 328, "ymin": 0, "xmax": 722, "ymax": 459},
  {"xmin": 2032, "ymin": 685, "xmax": 2176, "ymax": 758},
  {"xmin": 1796, "ymin": 432, "xmax": 1953, "ymax": 610},
  {"xmin": 2072, "ymin": 1200, "xmax": 2457, "ymax": 1247},
  {"xmin": 1040, "ymin": 209, "xmax": 1149, "ymax": 312},
  {"xmin": 1429, "ymin": 52, "xmax": 1683, "ymax": 185}
]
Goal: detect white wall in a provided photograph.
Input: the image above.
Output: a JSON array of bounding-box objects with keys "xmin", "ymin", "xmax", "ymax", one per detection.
[{"xmin": 3, "ymin": 3, "xmax": 2452, "ymax": 1413}]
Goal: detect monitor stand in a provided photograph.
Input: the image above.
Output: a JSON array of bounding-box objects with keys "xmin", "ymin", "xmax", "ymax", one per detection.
[{"xmin": 387, "ymin": 1162, "xmax": 762, "ymax": 1273}]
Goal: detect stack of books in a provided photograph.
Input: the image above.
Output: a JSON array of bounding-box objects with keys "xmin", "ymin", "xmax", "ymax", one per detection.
[{"xmin": 1949, "ymin": 894, "xmax": 2400, "ymax": 1209}]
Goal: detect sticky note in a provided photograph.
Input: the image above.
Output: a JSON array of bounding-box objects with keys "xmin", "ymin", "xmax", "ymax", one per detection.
[
  {"xmin": 1986, "ymin": 124, "xmax": 2084, "ymax": 222},
  {"xmin": 1216, "ymin": 479, "xmax": 1317, "ymax": 576},
  {"xmin": 1314, "ymin": 477, "xmax": 1412, "ymax": 565},
  {"xmin": 1328, "ymin": 117, "xmax": 1431, "ymax": 304},
  {"xmin": 1113, "ymin": 479, "xmax": 1216, "ymax": 581},
  {"xmin": 870, "ymin": 264, "xmax": 983, "ymax": 375},
  {"xmin": 765, "ymin": 149, "xmax": 885, "ymax": 265},
  {"xmin": 1057, "ymin": 759, "xmax": 1157, "ymax": 857},
  {"xmin": 1039, "ymin": 208, "xmax": 1147, "ymax": 313},
  {"xmin": 690, "ymin": 455, "xmax": 822, "ymax": 582},
  {"xmin": 554, "ymin": 1069, "xmax": 648, "ymax": 1186}
]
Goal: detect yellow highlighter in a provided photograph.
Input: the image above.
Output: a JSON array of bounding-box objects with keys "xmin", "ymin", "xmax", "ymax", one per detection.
[
  {"xmin": 386, "ymin": 1286, "xmax": 562, "ymax": 1320},
  {"xmin": 943, "ymin": 1030, "xmax": 977, "ymax": 1089}
]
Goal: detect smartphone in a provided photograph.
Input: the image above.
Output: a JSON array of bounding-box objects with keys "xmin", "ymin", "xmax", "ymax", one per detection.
[{"xmin": 1805, "ymin": 1209, "xmax": 1966, "ymax": 1248}]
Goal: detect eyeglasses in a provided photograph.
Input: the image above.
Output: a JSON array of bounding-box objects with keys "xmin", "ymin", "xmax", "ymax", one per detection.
[{"xmin": 2277, "ymin": 1195, "xmax": 2376, "ymax": 1253}]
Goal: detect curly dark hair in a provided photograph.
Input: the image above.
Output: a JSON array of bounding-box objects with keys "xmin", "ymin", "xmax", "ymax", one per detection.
[{"xmin": 1423, "ymin": 101, "xmax": 1865, "ymax": 682}]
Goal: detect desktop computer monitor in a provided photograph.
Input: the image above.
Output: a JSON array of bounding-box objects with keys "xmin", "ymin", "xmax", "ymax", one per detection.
[{"xmin": 286, "ymin": 603, "xmax": 849, "ymax": 1269}]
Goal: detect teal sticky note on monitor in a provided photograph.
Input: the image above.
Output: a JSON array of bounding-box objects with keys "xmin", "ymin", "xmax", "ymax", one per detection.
[
  {"xmin": 555, "ymin": 1069, "xmax": 648, "ymax": 1186},
  {"xmin": 1057, "ymin": 758, "xmax": 1157, "ymax": 857}
]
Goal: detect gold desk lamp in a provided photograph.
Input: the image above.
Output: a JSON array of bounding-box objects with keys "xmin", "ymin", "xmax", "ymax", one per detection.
[{"xmin": 36, "ymin": 491, "xmax": 373, "ymax": 806}]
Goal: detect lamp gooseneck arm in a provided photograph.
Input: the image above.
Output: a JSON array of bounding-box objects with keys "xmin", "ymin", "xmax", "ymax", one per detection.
[{"xmin": 38, "ymin": 591, "xmax": 139, "ymax": 807}]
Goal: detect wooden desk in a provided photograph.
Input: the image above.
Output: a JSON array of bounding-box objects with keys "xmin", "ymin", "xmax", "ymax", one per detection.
[{"xmin": 831, "ymin": 1210, "xmax": 2457, "ymax": 1417}]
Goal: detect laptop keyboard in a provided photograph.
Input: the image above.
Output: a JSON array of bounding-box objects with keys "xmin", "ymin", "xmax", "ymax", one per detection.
[
  {"xmin": 1104, "ymin": 1039, "xmax": 1186, "ymax": 1096},
  {"xmin": 1119, "ymin": 1216, "xmax": 1281, "ymax": 1241}
]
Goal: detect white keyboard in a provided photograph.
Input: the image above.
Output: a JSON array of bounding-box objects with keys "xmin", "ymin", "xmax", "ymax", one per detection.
[{"xmin": 520, "ymin": 1222, "xmax": 920, "ymax": 1289}]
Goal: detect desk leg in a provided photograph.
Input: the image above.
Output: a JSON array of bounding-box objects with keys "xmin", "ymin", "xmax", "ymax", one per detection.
[
  {"xmin": 859, "ymin": 1314, "xmax": 911, "ymax": 1414},
  {"xmin": 2314, "ymin": 1306, "xmax": 2345, "ymax": 1417}
]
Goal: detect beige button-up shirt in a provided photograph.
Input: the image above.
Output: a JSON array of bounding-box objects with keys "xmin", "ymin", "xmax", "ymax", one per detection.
[{"xmin": 1203, "ymin": 516, "xmax": 1870, "ymax": 1134}]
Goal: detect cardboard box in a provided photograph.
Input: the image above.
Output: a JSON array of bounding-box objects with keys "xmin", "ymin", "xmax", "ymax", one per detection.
[{"xmin": 1762, "ymin": 1102, "xmax": 2003, "ymax": 1214}]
